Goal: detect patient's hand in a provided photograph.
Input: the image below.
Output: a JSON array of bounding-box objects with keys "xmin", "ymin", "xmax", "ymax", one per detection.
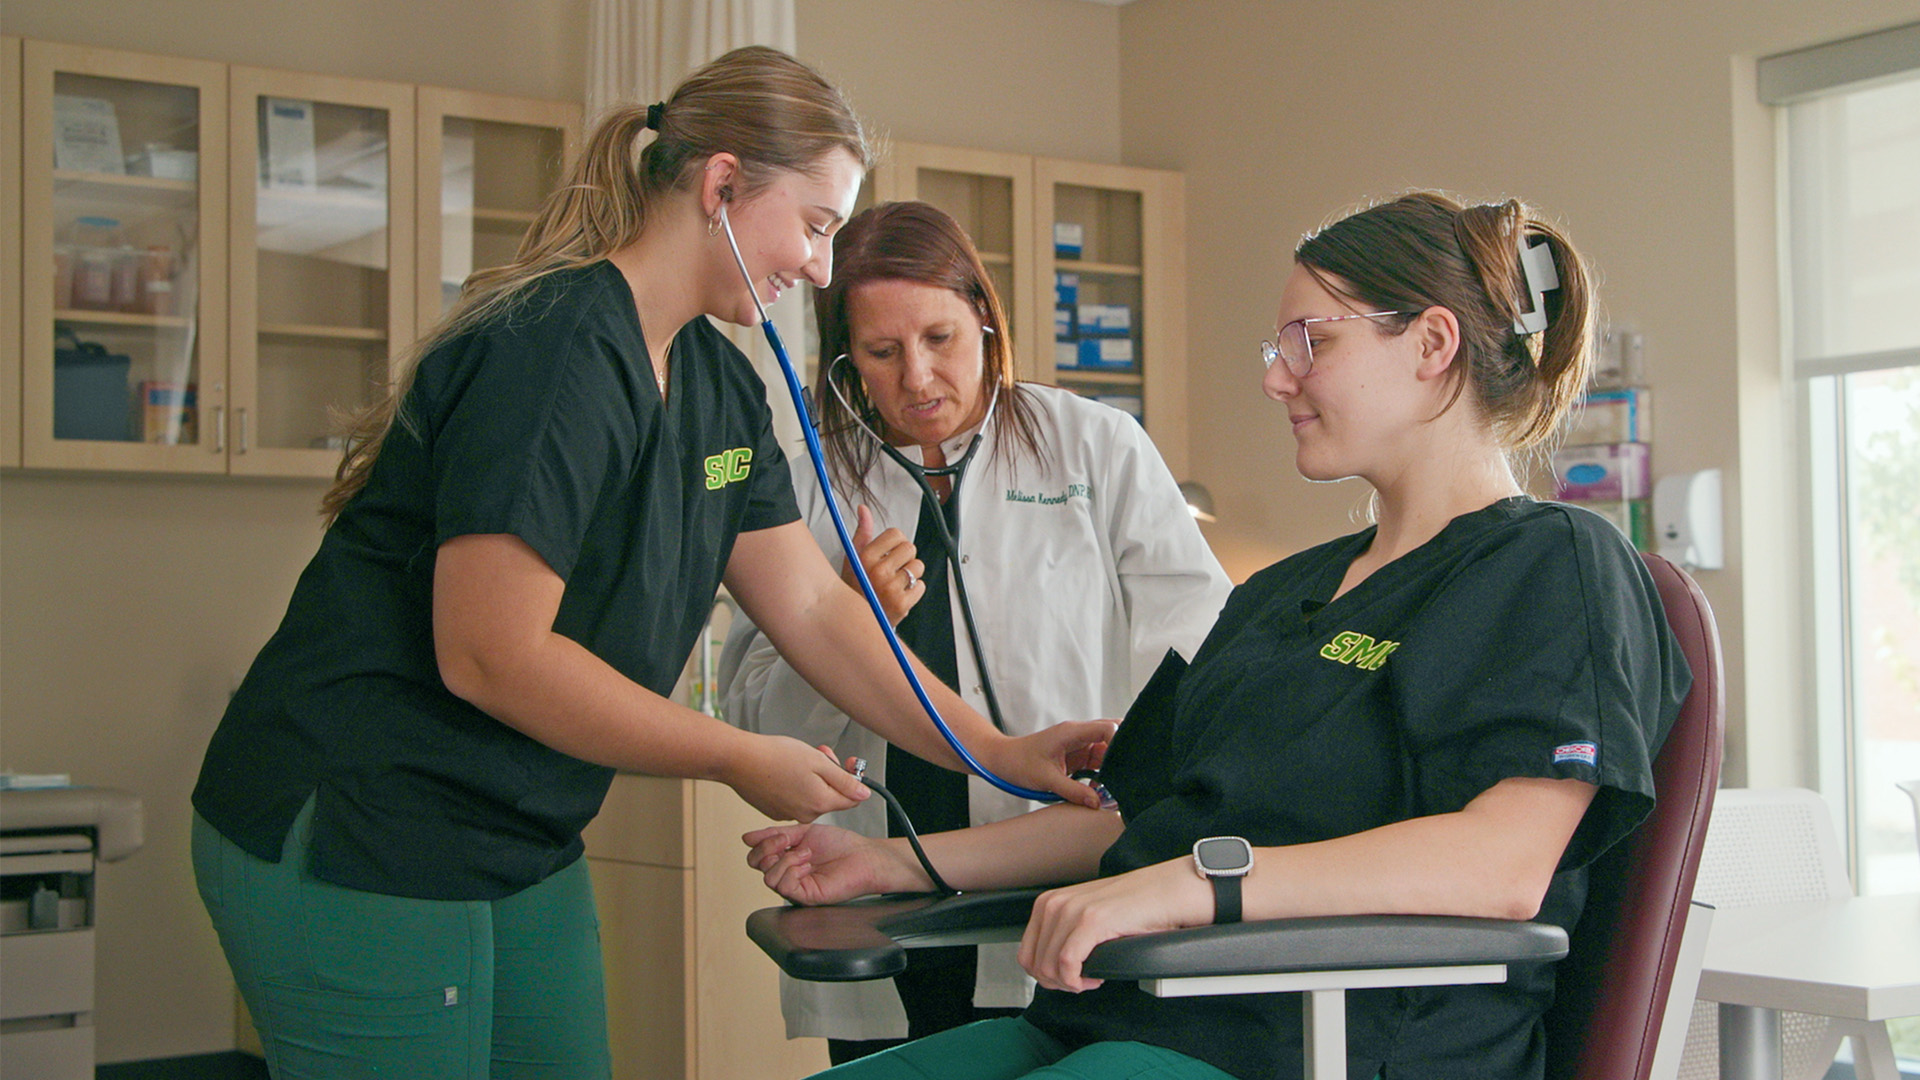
[
  {"xmin": 743, "ymin": 822, "xmax": 931, "ymax": 905},
  {"xmin": 1018, "ymin": 857, "xmax": 1212, "ymax": 993}
]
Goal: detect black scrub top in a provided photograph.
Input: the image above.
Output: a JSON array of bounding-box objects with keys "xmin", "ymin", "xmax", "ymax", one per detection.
[
  {"xmin": 192, "ymin": 260, "xmax": 800, "ymax": 901},
  {"xmin": 1024, "ymin": 497, "xmax": 1692, "ymax": 1080}
]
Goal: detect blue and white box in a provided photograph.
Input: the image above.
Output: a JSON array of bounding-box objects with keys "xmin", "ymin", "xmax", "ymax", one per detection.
[
  {"xmin": 1053, "ymin": 222, "xmax": 1083, "ymax": 259},
  {"xmin": 1073, "ymin": 337, "xmax": 1135, "ymax": 369},
  {"xmin": 1055, "ymin": 271, "xmax": 1079, "ymax": 307},
  {"xmin": 1566, "ymin": 387, "xmax": 1652, "ymax": 446},
  {"xmin": 1054, "ymin": 306, "xmax": 1076, "ymax": 342},
  {"xmin": 1077, "ymin": 304, "xmax": 1132, "ymax": 335}
]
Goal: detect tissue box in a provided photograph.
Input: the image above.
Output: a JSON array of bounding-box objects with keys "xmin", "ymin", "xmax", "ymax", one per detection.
[
  {"xmin": 1578, "ymin": 499, "xmax": 1652, "ymax": 551},
  {"xmin": 1554, "ymin": 442, "xmax": 1650, "ymax": 501},
  {"xmin": 1054, "ymin": 306, "xmax": 1076, "ymax": 342},
  {"xmin": 1053, "ymin": 222, "xmax": 1083, "ymax": 259},
  {"xmin": 1055, "ymin": 272, "xmax": 1079, "ymax": 307},
  {"xmin": 1071, "ymin": 337, "xmax": 1135, "ymax": 369},
  {"xmin": 1077, "ymin": 304, "xmax": 1132, "ymax": 336},
  {"xmin": 1566, "ymin": 387, "xmax": 1651, "ymax": 446}
]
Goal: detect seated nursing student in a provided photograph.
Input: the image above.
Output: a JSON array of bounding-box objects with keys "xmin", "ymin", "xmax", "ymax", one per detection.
[{"xmin": 743, "ymin": 191, "xmax": 1693, "ymax": 1080}]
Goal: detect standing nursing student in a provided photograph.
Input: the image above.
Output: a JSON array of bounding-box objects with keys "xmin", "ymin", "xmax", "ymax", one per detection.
[
  {"xmin": 190, "ymin": 48, "xmax": 1110, "ymax": 1080},
  {"xmin": 721, "ymin": 201, "xmax": 1231, "ymax": 1062}
]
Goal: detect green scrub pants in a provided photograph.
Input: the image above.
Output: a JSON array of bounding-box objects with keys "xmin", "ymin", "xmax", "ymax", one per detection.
[
  {"xmin": 810, "ymin": 1018, "xmax": 1236, "ymax": 1080},
  {"xmin": 192, "ymin": 799, "xmax": 611, "ymax": 1080}
]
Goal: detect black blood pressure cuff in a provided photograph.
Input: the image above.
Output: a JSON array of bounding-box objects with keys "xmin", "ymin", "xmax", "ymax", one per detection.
[{"xmin": 1097, "ymin": 649, "xmax": 1189, "ymax": 820}]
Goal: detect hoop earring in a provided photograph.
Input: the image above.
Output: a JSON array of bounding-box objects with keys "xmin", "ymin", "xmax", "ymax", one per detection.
[{"xmin": 708, "ymin": 214, "xmax": 722, "ymax": 237}]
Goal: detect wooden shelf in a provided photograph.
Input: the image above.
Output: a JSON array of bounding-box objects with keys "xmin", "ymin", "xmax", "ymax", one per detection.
[
  {"xmin": 1055, "ymin": 258, "xmax": 1142, "ymax": 277},
  {"xmin": 978, "ymin": 251, "xmax": 1012, "ymax": 267},
  {"xmin": 1055, "ymin": 368, "xmax": 1143, "ymax": 385},
  {"xmin": 258, "ymin": 321, "xmax": 388, "ymax": 342},
  {"xmin": 55, "ymin": 309, "xmax": 193, "ymax": 329},
  {"xmin": 54, "ymin": 169, "xmax": 197, "ymax": 194}
]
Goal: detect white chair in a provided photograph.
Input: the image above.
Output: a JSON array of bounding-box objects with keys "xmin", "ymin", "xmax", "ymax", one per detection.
[{"xmin": 1675, "ymin": 788, "xmax": 1900, "ymax": 1080}]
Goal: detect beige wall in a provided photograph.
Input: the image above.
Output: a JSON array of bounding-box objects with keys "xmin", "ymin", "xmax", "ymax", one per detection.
[
  {"xmin": 0, "ymin": 0, "xmax": 1122, "ymax": 1065},
  {"xmin": 795, "ymin": 0, "xmax": 1123, "ymax": 163},
  {"xmin": 1115, "ymin": 0, "xmax": 1920, "ymax": 790}
]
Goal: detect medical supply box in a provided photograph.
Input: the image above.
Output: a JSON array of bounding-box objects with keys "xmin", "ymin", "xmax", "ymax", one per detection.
[
  {"xmin": 1070, "ymin": 337, "xmax": 1135, "ymax": 369},
  {"xmin": 1055, "ymin": 272, "xmax": 1079, "ymax": 307},
  {"xmin": 1566, "ymin": 387, "xmax": 1652, "ymax": 446},
  {"xmin": 1553, "ymin": 442, "xmax": 1650, "ymax": 502},
  {"xmin": 1052, "ymin": 222, "xmax": 1083, "ymax": 259},
  {"xmin": 1076, "ymin": 304, "xmax": 1132, "ymax": 336}
]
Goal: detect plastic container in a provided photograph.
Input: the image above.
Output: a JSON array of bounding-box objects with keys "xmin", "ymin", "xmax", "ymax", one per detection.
[
  {"xmin": 138, "ymin": 248, "xmax": 177, "ymax": 316},
  {"xmin": 109, "ymin": 246, "xmax": 141, "ymax": 311},
  {"xmin": 69, "ymin": 216, "xmax": 123, "ymax": 311}
]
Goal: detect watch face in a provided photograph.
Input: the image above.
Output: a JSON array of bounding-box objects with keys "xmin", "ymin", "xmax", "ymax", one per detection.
[{"xmin": 1195, "ymin": 836, "xmax": 1252, "ymax": 873}]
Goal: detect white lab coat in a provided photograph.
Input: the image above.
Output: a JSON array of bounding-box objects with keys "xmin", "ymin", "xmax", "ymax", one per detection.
[{"xmin": 719, "ymin": 383, "xmax": 1231, "ymax": 1040}]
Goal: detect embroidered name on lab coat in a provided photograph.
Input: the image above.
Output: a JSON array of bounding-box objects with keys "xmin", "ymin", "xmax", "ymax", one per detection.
[
  {"xmin": 1319, "ymin": 631, "xmax": 1400, "ymax": 671},
  {"xmin": 1005, "ymin": 483, "xmax": 1092, "ymax": 506}
]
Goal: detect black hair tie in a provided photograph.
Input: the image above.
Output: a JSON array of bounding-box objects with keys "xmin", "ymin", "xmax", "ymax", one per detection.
[{"xmin": 645, "ymin": 101, "xmax": 666, "ymax": 131}]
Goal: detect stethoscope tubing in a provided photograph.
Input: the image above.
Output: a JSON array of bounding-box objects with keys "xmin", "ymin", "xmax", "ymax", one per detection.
[{"xmin": 718, "ymin": 207, "xmax": 1060, "ymax": 805}]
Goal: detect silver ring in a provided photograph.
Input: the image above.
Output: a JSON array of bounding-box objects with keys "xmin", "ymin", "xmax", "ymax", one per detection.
[{"xmin": 903, "ymin": 568, "xmax": 917, "ymax": 590}]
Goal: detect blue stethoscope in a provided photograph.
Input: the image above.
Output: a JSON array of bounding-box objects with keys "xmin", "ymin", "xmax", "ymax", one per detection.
[{"xmin": 717, "ymin": 204, "xmax": 1061, "ymax": 807}]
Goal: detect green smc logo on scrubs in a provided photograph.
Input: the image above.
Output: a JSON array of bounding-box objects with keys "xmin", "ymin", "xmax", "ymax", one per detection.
[
  {"xmin": 704, "ymin": 448, "xmax": 752, "ymax": 490},
  {"xmin": 1320, "ymin": 631, "xmax": 1400, "ymax": 671}
]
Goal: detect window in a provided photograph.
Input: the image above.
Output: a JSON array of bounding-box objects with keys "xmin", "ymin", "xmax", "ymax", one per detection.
[{"xmin": 1770, "ymin": 24, "xmax": 1920, "ymax": 898}]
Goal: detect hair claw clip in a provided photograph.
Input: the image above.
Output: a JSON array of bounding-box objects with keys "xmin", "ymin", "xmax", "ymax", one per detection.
[{"xmin": 1514, "ymin": 239, "xmax": 1560, "ymax": 335}]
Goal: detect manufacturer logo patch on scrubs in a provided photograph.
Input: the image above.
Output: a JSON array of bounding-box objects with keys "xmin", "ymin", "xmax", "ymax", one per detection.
[
  {"xmin": 703, "ymin": 447, "xmax": 752, "ymax": 490},
  {"xmin": 1553, "ymin": 741, "xmax": 1599, "ymax": 767}
]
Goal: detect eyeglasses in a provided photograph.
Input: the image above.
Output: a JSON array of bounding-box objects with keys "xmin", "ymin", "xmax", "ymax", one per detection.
[{"xmin": 1259, "ymin": 311, "xmax": 1409, "ymax": 377}]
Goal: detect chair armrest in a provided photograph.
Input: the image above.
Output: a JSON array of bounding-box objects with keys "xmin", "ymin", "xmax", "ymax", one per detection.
[
  {"xmin": 1081, "ymin": 915, "xmax": 1569, "ymax": 982},
  {"xmin": 748, "ymin": 888, "xmax": 1568, "ymax": 990},
  {"xmin": 747, "ymin": 889, "xmax": 1045, "ymax": 982}
]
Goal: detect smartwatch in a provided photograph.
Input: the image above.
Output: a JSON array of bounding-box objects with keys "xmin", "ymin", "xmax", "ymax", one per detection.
[{"xmin": 1192, "ymin": 836, "xmax": 1253, "ymax": 924}]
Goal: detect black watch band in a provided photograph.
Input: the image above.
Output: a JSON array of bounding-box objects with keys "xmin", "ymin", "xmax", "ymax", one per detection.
[{"xmin": 1210, "ymin": 873, "xmax": 1242, "ymax": 924}]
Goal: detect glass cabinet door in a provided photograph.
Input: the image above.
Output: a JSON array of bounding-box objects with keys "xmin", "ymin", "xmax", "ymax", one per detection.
[
  {"xmin": 415, "ymin": 89, "xmax": 579, "ymax": 332},
  {"xmin": 1035, "ymin": 159, "xmax": 1188, "ymax": 478},
  {"xmin": 21, "ymin": 42, "xmax": 228, "ymax": 472},
  {"xmin": 875, "ymin": 145, "xmax": 1038, "ymax": 380},
  {"xmin": 229, "ymin": 67, "xmax": 414, "ymax": 478}
]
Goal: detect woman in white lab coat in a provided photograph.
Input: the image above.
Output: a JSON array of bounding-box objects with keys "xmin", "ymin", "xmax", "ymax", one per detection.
[{"xmin": 720, "ymin": 200, "xmax": 1231, "ymax": 1062}]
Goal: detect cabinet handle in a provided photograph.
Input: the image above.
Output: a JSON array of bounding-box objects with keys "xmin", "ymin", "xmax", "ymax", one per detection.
[
  {"xmin": 213, "ymin": 406, "xmax": 226, "ymax": 453},
  {"xmin": 238, "ymin": 408, "xmax": 251, "ymax": 454}
]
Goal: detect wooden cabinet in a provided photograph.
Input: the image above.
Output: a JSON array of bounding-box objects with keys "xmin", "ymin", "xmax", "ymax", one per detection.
[
  {"xmin": 3, "ymin": 36, "xmax": 21, "ymax": 468},
  {"xmin": 585, "ymin": 775, "xmax": 829, "ymax": 1080},
  {"xmin": 9, "ymin": 40, "xmax": 578, "ymax": 478},
  {"xmin": 870, "ymin": 144, "xmax": 1189, "ymax": 476}
]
